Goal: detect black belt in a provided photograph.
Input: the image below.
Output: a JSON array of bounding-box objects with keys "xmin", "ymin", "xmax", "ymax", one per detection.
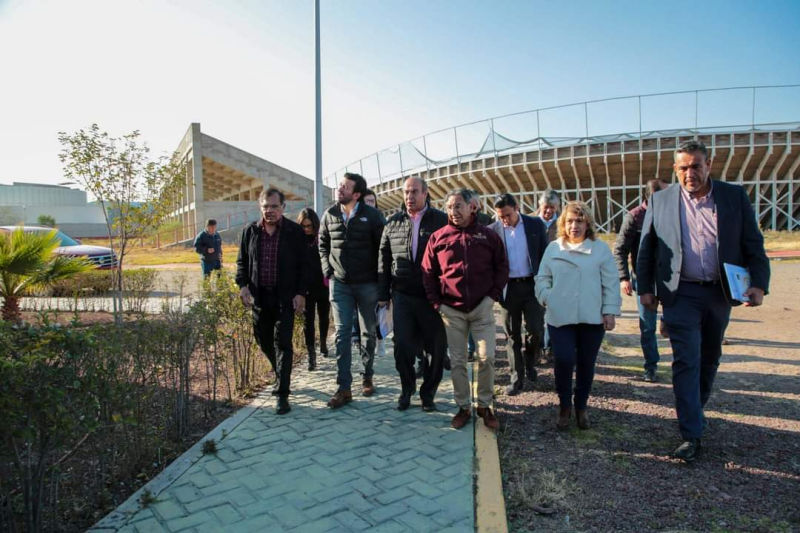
[
  {"xmin": 682, "ymin": 279, "xmax": 719, "ymax": 287},
  {"xmin": 508, "ymin": 276, "xmax": 534, "ymax": 283}
]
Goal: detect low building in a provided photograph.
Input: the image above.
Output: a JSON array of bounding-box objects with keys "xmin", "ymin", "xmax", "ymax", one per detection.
[{"xmin": 0, "ymin": 182, "xmax": 108, "ymax": 237}]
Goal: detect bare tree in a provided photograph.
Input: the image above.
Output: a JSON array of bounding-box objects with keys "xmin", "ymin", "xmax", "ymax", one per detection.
[{"xmin": 58, "ymin": 124, "xmax": 185, "ymax": 321}]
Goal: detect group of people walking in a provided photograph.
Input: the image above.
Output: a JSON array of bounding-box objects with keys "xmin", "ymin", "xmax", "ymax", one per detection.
[{"xmin": 199, "ymin": 140, "xmax": 769, "ymax": 463}]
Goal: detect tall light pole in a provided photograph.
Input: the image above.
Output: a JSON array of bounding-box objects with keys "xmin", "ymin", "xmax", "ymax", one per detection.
[{"xmin": 314, "ymin": 0, "xmax": 324, "ymax": 212}]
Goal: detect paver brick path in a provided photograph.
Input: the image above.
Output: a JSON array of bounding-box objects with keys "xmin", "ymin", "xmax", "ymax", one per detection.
[{"xmin": 93, "ymin": 340, "xmax": 475, "ymax": 532}]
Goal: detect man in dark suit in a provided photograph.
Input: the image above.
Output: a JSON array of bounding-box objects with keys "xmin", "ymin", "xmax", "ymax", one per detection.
[
  {"xmin": 490, "ymin": 193, "xmax": 549, "ymax": 395},
  {"xmin": 613, "ymin": 179, "xmax": 668, "ymax": 382},
  {"xmin": 237, "ymin": 188, "xmax": 308, "ymax": 415},
  {"xmin": 637, "ymin": 140, "xmax": 770, "ymax": 462}
]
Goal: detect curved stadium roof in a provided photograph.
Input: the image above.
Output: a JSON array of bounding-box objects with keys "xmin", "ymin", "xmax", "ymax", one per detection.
[{"xmin": 328, "ymin": 85, "xmax": 800, "ymax": 231}]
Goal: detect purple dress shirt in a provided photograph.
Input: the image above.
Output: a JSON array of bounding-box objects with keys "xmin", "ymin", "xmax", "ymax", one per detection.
[{"xmin": 679, "ymin": 183, "xmax": 719, "ymax": 282}]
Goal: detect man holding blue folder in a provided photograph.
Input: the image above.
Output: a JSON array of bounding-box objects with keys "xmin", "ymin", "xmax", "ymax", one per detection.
[{"xmin": 637, "ymin": 140, "xmax": 770, "ymax": 462}]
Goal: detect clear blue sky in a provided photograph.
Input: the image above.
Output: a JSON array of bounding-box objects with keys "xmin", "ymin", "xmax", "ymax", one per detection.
[{"xmin": 1, "ymin": 0, "xmax": 798, "ymax": 186}]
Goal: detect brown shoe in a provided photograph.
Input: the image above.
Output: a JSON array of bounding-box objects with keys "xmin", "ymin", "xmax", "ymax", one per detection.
[
  {"xmin": 576, "ymin": 409, "xmax": 590, "ymax": 430},
  {"xmin": 556, "ymin": 406, "xmax": 572, "ymax": 430},
  {"xmin": 327, "ymin": 389, "xmax": 352, "ymax": 409},
  {"xmin": 476, "ymin": 407, "xmax": 499, "ymax": 430},
  {"xmin": 451, "ymin": 408, "xmax": 472, "ymax": 429},
  {"xmin": 362, "ymin": 378, "xmax": 375, "ymax": 397}
]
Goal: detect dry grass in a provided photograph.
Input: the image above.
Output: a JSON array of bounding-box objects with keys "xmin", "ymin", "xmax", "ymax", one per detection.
[
  {"xmin": 761, "ymin": 230, "xmax": 800, "ymax": 252},
  {"xmin": 80, "ymin": 238, "xmax": 239, "ymax": 266},
  {"xmin": 506, "ymin": 467, "xmax": 572, "ymax": 514}
]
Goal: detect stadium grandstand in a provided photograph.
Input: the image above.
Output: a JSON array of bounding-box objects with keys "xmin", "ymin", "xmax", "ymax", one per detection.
[
  {"xmin": 169, "ymin": 123, "xmax": 330, "ymax": 242},
  {"xmin": 327, "ymin": 85, "xmax": 800, "ymax": 232}
]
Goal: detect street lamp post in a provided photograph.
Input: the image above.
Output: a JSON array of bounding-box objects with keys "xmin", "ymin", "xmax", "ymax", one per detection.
[{"xmin": 314, "ymin": 0, "xmax": 324, "ymax": 212}]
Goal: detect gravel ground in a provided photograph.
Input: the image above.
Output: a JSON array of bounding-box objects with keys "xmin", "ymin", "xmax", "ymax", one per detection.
[{"xmin": 496, "ymin": 260, "xmax": 800, "ymax": 533}]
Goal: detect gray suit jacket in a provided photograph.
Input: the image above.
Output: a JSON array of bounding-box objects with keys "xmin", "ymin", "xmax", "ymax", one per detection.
[{"xmin": 636, "ymin": 180, "xmax": 770, "ymax": 307}]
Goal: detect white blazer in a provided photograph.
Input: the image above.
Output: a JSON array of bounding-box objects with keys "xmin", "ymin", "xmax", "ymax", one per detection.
[{"xmin": 535, "ymin": 237, "xmax": 621, "ymax": 327}]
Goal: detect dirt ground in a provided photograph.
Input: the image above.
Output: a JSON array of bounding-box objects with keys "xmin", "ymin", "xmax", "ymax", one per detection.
[{"xmin": 496, "ymin": 260, "xmax": 800, "ymax": 533}]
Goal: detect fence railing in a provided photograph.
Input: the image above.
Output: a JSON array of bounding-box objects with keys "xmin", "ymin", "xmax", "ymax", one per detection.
[{"xmin": 326, "ymin": 85, "xmax": 800, "ymax": 188}]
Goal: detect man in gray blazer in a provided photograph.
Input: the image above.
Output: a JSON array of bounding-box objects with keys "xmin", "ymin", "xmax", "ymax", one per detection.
[{"xmin": 637, "ymin": 140, "xmax": 770, "ymax": 462}]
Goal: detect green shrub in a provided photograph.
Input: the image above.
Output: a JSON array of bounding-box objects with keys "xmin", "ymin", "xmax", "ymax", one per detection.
[
  {"xmin": 50, "ymin": 270, "xmax": 114, "ymax": 296},
  {"xmin": 0, "ymin": 270, "xmax": 279, "ymax": 531},
  {"xmin": 37, "ymin": 215, "xmax": 56, "ymax": 227},
  {"xmin": 122, "ymin": 269, "xmax": 158, "ymax": 315}
]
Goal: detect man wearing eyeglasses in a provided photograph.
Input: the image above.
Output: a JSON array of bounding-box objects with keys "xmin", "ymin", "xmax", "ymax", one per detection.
[
  {"xmin": 490, "ymin": 193, "xmax": 549, "ymax": 395},
  {"xmin": 236, "ymin": 188, "xmax": 308, "ymax": 415}
]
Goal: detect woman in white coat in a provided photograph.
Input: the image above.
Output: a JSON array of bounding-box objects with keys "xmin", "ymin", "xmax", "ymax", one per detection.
[{"xmin": 535, "ymin": 201, "xmax": 621, "ymax": 430}]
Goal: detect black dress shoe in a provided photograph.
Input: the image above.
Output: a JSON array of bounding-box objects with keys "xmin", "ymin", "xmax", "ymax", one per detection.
[
  {"xmin": 421, "ymin": 400, "xmax": 436, "ymax": 412},
  {"xmin": 672, "ymin": 439, "xmax": 701, "ymax": 462},
  {"xmin": 505, "ymin": 383, "xmax": 522, "ymax": 396},
  {"xmin": 397, "ymin": 395, "xmax": 411, "ymax": 411},
  {"xmin": 276, "ymin": 397, "xmax": 291, "ymax": 415},
  {"xmin": 643, "ymin": 369, "xmax": 657, "ymax": 382}
]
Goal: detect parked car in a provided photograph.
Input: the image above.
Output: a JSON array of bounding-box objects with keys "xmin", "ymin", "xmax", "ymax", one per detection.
[{"xmin": 0, "ymin": 225, "xmax": 118, "ymax": 269}]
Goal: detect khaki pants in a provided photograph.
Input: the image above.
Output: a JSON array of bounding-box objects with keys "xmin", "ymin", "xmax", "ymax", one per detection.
[{"xmin": 439, "ymin": 296, "xmax": 496, "ymax": 409}]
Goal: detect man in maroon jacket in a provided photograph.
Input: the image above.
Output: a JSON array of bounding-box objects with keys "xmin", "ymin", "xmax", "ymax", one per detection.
[{"xmin": 422, "ymin": 189, "xmax": 509, "ymax": 430}]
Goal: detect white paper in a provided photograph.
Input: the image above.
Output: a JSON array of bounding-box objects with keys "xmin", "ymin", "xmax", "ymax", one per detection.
[
  {"xmin": 723, "ymin": 263, "xmax": 750, "ymax": 302},
  {"xmin": 377, "ymin": 304, "xmax": 393, "ymax": 338}
]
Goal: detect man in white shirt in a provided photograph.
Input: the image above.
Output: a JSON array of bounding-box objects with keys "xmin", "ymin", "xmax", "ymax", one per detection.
[{"xmin": 490, "ymin": 194, "xmax": 549, "ymax": 395}]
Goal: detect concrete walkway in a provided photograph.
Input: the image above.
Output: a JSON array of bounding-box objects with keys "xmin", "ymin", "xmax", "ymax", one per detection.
[{"xmin": 93, "ymin": 340, "xmax": 477, "ymax": 532}]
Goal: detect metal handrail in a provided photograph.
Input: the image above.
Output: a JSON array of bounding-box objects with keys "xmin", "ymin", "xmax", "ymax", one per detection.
[{"xmin": 327, "ymin": 84, "xmax": 800, "ymax": 187}]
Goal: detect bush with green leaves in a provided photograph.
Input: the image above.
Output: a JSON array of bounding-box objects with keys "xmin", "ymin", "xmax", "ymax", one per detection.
[
  {"xmin": 0, "ymin": 270, "xmax": 286, "ymax": 531},
  {"xmin": 36, "ymin": 215, "xmax": 56, "ymax": 227}
]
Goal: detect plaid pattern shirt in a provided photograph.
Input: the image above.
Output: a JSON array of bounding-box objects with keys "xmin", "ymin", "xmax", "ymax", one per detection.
[{"xmin": 258, "ymin": 217, "xmax": 281, "ymax": 289}]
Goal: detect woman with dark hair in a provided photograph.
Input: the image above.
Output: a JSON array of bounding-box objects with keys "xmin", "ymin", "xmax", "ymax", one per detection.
[
  {"xmin": 535, "ymin": 201, "xmax": 621, "ymax": 430},
  {"xmin": 297, "ymin": 208, "xmax": 330, "ymax": 370}
]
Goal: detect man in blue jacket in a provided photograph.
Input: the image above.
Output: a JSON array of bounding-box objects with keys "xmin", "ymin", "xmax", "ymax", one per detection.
[
  {"xmin": 194, "ymin": 219, "xmax": 222, "ymax": 277},
  {"xmin": 490, "ymin": 194, "xmax": 548, "ymax": 395}
]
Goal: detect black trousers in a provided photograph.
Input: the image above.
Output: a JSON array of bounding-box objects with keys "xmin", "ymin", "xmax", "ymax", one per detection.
[
  {"xmin": 500, "ymin": 278, "xmax": 545, "ymax": 388},
  {"xmin": 304, "ymin": 284, "xmax": 330, "ymax": 356},
  {"xmin": 392, "ymin": 291, "xmax": 447, "ymax": 402},
  {"xmin": 252, "ymin": 288, "xmax": 295, "ymax": 398}
]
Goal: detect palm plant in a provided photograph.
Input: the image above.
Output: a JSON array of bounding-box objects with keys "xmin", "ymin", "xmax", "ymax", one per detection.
[{"xmin": 0, "ymin": 227, "xmax": 93, "ymax": 322}]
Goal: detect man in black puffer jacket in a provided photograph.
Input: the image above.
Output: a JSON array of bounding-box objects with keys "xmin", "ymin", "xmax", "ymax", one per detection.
[
  {"xmin": 378, "ymin": 177, "xmax": 448, "ymax": 412},
  {"xmin": 319, "ymin": 172, "xmax": 385, "ymax": 408}
]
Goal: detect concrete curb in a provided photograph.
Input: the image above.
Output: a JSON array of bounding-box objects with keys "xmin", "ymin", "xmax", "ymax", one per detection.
[{"xmin": 472, "ymin": 359, "xmax": 509, "ymax": 533}]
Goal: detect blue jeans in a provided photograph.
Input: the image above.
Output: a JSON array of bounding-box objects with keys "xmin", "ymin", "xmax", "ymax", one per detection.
[
  {"xmin": 635, "ymin": 279, "xmax": 660, "ymax": 371},
  {"xmin": 662, "ymin": 282, "xmax": 730, "ymax": 440},
  {"xmin": 201, "ymin": 259, "xmax": 221, "ymax": 277},
  {"xmin": 330, "ymin": 279, "xmax": 378, "ymax": 390},
  {"xmin": 549, "ymin": 323, "xmax": 605, "ymax": 410}
]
